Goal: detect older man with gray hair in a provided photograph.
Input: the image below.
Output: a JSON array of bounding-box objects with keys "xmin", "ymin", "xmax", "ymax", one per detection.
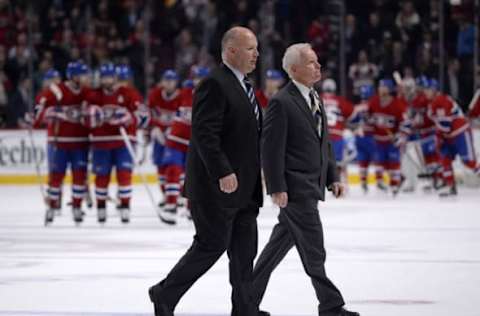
[{"xmin": 253, "ymin": 43, "xmax": 359, "ymax": 316}]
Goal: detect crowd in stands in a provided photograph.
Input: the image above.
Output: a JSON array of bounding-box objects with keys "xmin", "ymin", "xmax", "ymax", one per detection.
[{"xmin": 0, "ymin": 0, "xmax": 478, "ymax": 128}]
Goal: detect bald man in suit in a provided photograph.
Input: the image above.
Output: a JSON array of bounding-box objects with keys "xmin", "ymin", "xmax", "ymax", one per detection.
[{"xmin": 149, "ymin": 26, "xmax": 264, "ymax": 316}]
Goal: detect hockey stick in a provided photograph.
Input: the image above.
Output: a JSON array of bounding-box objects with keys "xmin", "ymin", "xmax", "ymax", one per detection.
[
  {"xmin": 119, "ymin": 126, "xmax": 158, "ymax": 215},
  {"xmin": 27, "ymin": 127, "xmax": 48, "ymax": 205},
  {"xmin": 468, "ymin": 89, "xmax": 480, "ymax": 111}
]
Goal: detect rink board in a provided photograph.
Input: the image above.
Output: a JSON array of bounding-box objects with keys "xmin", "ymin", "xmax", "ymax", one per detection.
[{"xmin": 0, "ymin": 129, "xmax": 479, "ymax": 185}]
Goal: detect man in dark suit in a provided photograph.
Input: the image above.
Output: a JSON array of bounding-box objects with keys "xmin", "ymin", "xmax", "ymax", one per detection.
[
  {"xmin": 149, "ymin": 26, "xmax": 263, "ymax": 316},
  {"xmin": 254, "ymin": 43, "xmax": 359, "ymax": 316}
]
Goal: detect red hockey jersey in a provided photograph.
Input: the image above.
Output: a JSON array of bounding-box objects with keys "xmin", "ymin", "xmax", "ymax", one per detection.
[
  {"xmin": 117, "ymin": 84, "xmax": 145, "ymax": 129},
  {"xmin": 148, "ymin": 87, "xmax": 182, "ymax": 132},
  {"xmin": 321, "ymin": 93, "xmax": 354, "ymax": 140},
  {"xmin": 85, "ymin": 87, "xmax": 138, "ymax": 149},
  {"xmin": 427, "ymin": 93, "xmax": 469, "ymax": 139},
  {"xmin": 410, "ymin": 92, "xmax": 436, "ymax": 137},
  {"xmin": 255, "ymin": 89, "xmax": 269, "ymax": 109},
  {"xmin": 368, "ymin": 95, "xmax": 409, "ymax": 143},
  {"xmin": 353, "ymin": 100, "xmax": 374, "ymax": 136},
  {"xmin": 165, "ymin": 87, "xmax": 193, "ymax": 153},
  {"xmin": 34, "ymin": 82, "xmax": 89, "ymax": 149}
]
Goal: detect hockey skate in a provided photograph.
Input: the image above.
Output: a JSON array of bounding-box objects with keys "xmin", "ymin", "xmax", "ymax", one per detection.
[
  {"xmin": 44, "ymin": 208, "xmax": 55, "ymax": 226},
  {"xmin": 376, "ymin": 181, "xmax": 388, "ymax": 192},
  {"xmin": 438, "ymin": 185, "xmax": 457, "ymax": 198},
  {"xmin": 117, "ymin": 205, "xmax": 130, "ymax": 224},
  {"xmin": 361, "ymin": 182, "xmax": 368, "ymax": 194},
  {"xmin": 72, "ymin": 208, "xmax": 85, "ymax": 224},
  {"xmin": 97, "ymin": 208, "xmax": 107, "ymax": 224},
  {"xmin": 157, "ymin": 207, "xmax": 177, "ymax": 225},
  {"xmin": 157, "ymin": 198, "xmax": 166, "ymax": 209}
]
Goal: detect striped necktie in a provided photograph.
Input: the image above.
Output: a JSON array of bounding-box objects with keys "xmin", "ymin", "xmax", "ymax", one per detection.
[
  {"xmin": 309, "ymin": 90, "xmax": 322, "ymax": 137},
  {"xmin": 243, "ymin": 77, "xmax": 260, "ymax": 126}
]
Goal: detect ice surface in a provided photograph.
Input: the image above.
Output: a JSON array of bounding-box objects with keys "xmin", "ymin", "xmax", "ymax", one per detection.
[{"xmin": 0, "ymin": 184, "xmax": 479, "ymax": 316}]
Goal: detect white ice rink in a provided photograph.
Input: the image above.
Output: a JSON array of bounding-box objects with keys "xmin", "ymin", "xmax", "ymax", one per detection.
[{"xmin": 0, "ymin": 184, "xmax": 479, "ymax": 316}]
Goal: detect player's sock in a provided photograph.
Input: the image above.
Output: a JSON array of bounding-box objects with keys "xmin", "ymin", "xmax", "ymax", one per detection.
[
  {"xmin": 157, "ymin": 166, "xmax": 167, "ymax": 194},
  {"xmin": 47, "ymin": 172, "xmax": 64, "ymax": 209},
  {"xmin": 359, "ymin": 161, "xmax": 369, "ymax": 191},
  {"xmin": 441, "ymin": 158, "xmax": 455, "ymax": 188},
  {"xmin": 164, "ymin": 165, "xmax": 183, "ymax": 211},
  {"xmin": 375, "ymin": 166, "xmax": 387, "ymax": 190},
  {"xmin": 389, "ymin": 169, "xmax": 402, "ymax": 195},
  {"xmin": 117, "ymin": 169, "xmax": 132, "ymax": 223},
  {"xmin": 72, "ymin": 170, "xmax": 87, "ymax": 209},
  {"xmin": 95, "ymin": 174, "xmax": 110, "ymax": 207}
]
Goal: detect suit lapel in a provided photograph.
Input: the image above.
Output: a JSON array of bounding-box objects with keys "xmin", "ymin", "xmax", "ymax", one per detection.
[
  {"xmin": 222, "ymin": 64, "xmax": 258, "ymax": 117},
  {"xmin": 287, "ymin": 82, "xmax": 320, "ymax": 139}
]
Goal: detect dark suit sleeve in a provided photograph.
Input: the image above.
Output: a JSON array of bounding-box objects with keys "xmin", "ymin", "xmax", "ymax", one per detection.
[
  {"xmin": 191, "ymin": 77, "xmax": 233, "ymax": 180},
  {"xmin": 326, "ymin": 140, "xmax": 340, "ymax": 187},
  {"xmin": 262, "ymin": 97, "xmax": 288, "ymax": 194}
]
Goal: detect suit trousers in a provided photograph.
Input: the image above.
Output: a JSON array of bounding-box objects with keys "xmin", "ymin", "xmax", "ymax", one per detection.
[
  {"xmin": 252, "ymin": 199, "xmax": 345, "ymax": 313},
  {"xmin": 152, "ymin": 199, "xmax": 259, "ymax": 316}
]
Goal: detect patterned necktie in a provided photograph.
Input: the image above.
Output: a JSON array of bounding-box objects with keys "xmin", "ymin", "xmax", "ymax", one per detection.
[
  {"xmin": 309, "ymin": 90, "xmax": 322, "ymax": 137},
  {"xmin": 243, "ymin": 77, "xmax": 260, "ymax": 126}
]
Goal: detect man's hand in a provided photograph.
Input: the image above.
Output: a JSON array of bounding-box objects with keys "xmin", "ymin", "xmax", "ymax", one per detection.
[
  {"xmin": 271, "ymin": 192, "xmax": 288, "ymax": 208},
  {"xmin": 219, "ymin": 173, "xmax": 238, "ymax": 194},
  {"xmin": 329, "ymin": 182, "xmax": 345, "ymax": 198}
]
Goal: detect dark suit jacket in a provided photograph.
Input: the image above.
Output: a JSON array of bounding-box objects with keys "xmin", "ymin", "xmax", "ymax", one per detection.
[
  {"xmin": 262, "ymin": 81, "xmax": 339, "ymax": 202},
  {"xmin": 184, "ymin": 64, "xmax": 263, "ymax": 208}
]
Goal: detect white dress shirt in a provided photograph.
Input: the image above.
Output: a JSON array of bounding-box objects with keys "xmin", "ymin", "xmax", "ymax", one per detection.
[
  {"xmin": 292, "ymin": 80, "xmax": 322, "ymax": 136},
  {"xmin": 292, "ymin": 80, "xmax": 320, "ymax": 111},
  {"xmin": 223, "ymin": 61, "xmax": 248, "ymax": 92}
]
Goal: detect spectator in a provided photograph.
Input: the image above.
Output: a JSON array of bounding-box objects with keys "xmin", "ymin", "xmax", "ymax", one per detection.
[
  {"xmin": 307, "ymin": 15, "xmax": 330, "ymax": 64},
  {"xmin": 456, "ymin": 17, "xmax": 475, "ymax": 105},
  {"xmin": 0, "ymin": 0, "xmax": 13, "ymax": 48},
  {"xmin": 348, "ymin": 50, "xmax": 379, "ymax": 99},
  {"xmin": 174, "ymin": 28, "xmax": 198, "ymax": 79},
  {"xmin": 395, "ymin": 1, "xmax": 421, "ymax": 55},
  {"xmin": 345, "ymin": 14, "xmax": 362, "ymax": 66},
  {"xmin": 0, "ymin": 45, "xmax": 8, "ymax": 127},
  {"xmin": 380, "ymin": 41, "xmax": 405, "ymax": 78},
  {"xmin": 6, "ymin": 75, "xmax": 30, "ymax": 128},
  {"xmin": 395, "ymin": 1, "xmax": 420, "ymax": 34},
  {"xmin": 456, "ymin": 18, "xmax": 475, "ymax": 59},
  {"xmin": 8, "ymin": 32, "xmax": 36, "ymax": 83},
  {"xmin": 116, "ymin": 0, "xmax": 142, "ymax": 40},
  {"xmin": 363, "ymin": 12, "xmax": 384, "ymax": 57}
]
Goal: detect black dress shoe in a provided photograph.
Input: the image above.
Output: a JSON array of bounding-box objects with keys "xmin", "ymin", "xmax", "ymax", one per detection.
[
  {"xmin": 148, "ymin": 286, "xmax": 173, "ymax": 316},
  {"xmin": 258, "ymin": 311, "xmax": 271, "ymax": 316},
  {"xmin": 319, "ymin": 307, "xmax": 360, "ymax": 316}
]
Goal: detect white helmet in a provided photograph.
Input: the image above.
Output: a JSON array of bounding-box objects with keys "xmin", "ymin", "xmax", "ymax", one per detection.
[{"xmin": 322, "ymin": 78, "xmax": 337, "ymax": 93}]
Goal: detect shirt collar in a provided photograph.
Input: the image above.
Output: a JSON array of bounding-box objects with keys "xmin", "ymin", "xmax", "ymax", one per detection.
[
  {"xmin": 223, "ymin": 60, "xmax": 246, "ymax": 83},
  {"xmin": 292, "ymin": 80, "xmax": 313, "ymax": 102}
]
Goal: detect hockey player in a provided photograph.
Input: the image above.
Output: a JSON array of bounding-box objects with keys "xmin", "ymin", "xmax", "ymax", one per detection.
[
  {"xmin": 408, "ymin": 76, "xmax": 443, "ymax": 190},
  {"xmin": 115, "ymin": 64, "xmax": 150, "ymax": 162},
  {"xmin": 369, "ymin": 79, "xmax": 410, "ymax": 195},
  {"xmin": 255, "ymin": 69, "xmax": 284, "ymax": 109},
  {"xmin": 157, "ymin": 66, "xmax": 210, "ymax": 225},
  {"xmin": 33, "ymin": 61, "xmax": 91, "ymax": 224},
  {"xmin": 84, "ymin": 63, "xmax": 138, "ymax": 223},
  {"xmin": 425, "ymin": 79, "xmax": 480, "ymax": 197},
  {"xmin": 41, "ymin": 69, "xmax": 61, "ymax": 88},
  {"xmin": 352, "ymin": 84, "xmax": 379, "ymax": 192},
  {"xmin": 147, "ymin": 69, "xmax": 183, "ymax": 208},
  {"xmin": 320, "ymin": 78, "xmax": 355, "ymax": 181}
]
